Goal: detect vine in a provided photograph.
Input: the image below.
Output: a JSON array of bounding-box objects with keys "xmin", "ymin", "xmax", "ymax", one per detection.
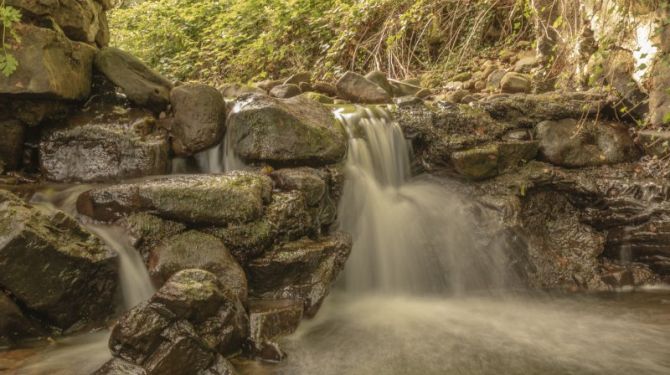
[{"xmin": 0, "ymin": 0, "xmax": 20, "ymax": 77}]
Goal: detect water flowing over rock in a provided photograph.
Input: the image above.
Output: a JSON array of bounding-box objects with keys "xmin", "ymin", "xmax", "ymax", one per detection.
[
  {"xmin": 227, "ymin": 94, "xmax": 347, "ymax": 166},
  {"xmin": 247, "ymin": 231, "xmax": 352, "ymax": 317},
  {"xmin": 94, "ymin": 48, "xmax": 174, "ymax": 111},
  {"xmin": 39, "ymin": 107, "xmax": 169, "ymax": 182},
  {"xmin": 535, "ymin": 119, "xmax": 640, "ymax": 168},
  {"xmin": 105, "ymin": 269, "xmax": 245, "ymax": 375},
  {"xmin": 0, "ymin": 23, "xmax": 96, "ymax": 100},
  {"xmin": 169, "ymin": 84, "xmax": 227, "ymax": 156},
  {"xmin": 0, "ymin": 190, "xmax": 118, "ymax": 332},
  {"xmin": 77, "ymin": 172, "xmax": 273, "ymax": 225},
  {"xmin": 336, "ymin": 71, "xmax": 392, "ymax": 104}
]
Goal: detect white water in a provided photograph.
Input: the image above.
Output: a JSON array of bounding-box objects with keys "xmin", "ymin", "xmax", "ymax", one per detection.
[{"xmin": 336, "ymin": 107, "xmax": 511, "ymax": 294}]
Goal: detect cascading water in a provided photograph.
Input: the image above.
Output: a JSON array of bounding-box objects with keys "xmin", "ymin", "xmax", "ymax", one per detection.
[{"xmin": 335, "ymin": 106, "xmax": 511, "ymax": 294}]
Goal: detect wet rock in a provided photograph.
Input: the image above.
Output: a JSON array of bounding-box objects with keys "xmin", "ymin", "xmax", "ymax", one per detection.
[
  {"xmin": 148, "ymin": 230, "xmax": 248, "ymax": 301},
  {"xmin": 271, "ymin": 168, "xmax": 326, "ymax": 206},
  {"xmin": 78, "ymin": 172, "xmax": 273, "ymax": 225},
  {"xmin": 649, "ymin": 54, "xmax": 670, "ymax": 127},
  {"xmin": 600, "ymin": 260, "xmax": 659, "ymax": 289},
  {"xmin": 0, "ymin": 120, "xmax": 24, "ymax": 171},
  {"xmin": 283, "ymin": 72, "xmax": 311, "ymax": 85},
  {"xmin": 451, "ymin": 145, "xmax": 499, "ymax": 180},
  {"xmin": 0, "ymin": 293, "xmax": 43, "ymax": 346},
  {"xmin": 336, "ymin": 71, "xmax": 392, "ymax": 104},
  {"xmin": 478, "ymin": 91, "xmax": 610, "ymax": 127},
  {"xmin": 94, "ymin": 48, "xmax": 173, "ymax": 111},
  {"xmin": 108, "ymin": 270, "xmax": 246, "ymax": 374},
  {"xmin": 498, "ymin": 141, "xmax": 540, "ymax": 171},
  {"xmin": 0, "ymin": 98, "xmax": 73, "ymax": 127},
  {"xmin": 204, "ymin": 221, "xmax": 274, "ymax": 264},
  {"xmin": 500, "ymin": 72, "xmax": 531, "ymax": 93},
  {"xmin": 365, "ymin": 70, "xmax": 393, "ymax": 96},
  {"xmin": 265, "ymin": 191, "xmax": 317, "ymax": 242},
  {"xmin": 246, "ymin": 299, "xmax": 303, "ymax": 362},
  {"xmin": 0, "ymin": 24, "xmax": 96, "ymax": 100},
  {"xmin": 227, "ymin": 94, "xmax": 347, "ymax": 167},
  {"xmin": 388, "ymin": 79, "xmax": 423, "ymax": 98},
  {"xmin": 535, "ymin": 119, "xmax": 639, "ymax": 167},
  {"xmin": 7, "ymin": 0, "xmax": 108, "ymax": 45},
  {"xmin": 0, "ymin": 191, "xmax": 118, "ymax": 329},
  {"xmin": 169, "ymin": 84, "xmax": 227, "ymax": 156},
  {"xmin": 637, "ymin": 130, "xmax": 670, "ymax": 158},
  {"xmin": 119, "ymin": 213, "xmax": 187, "ymax": 260},
  {"xmin": 39, "ymin": 108, "xmax": 169, "ymax": 182},
  {"xmin": 247, "ymin": 231, "xmax": 352, "ymax": 316},
  {"xmin": 93, "ymin": 358, "xmax": 147, "ymax": 375},
  {"xmin": 269, "ymin": 84, "xmax": 301, "ymax": 99}
]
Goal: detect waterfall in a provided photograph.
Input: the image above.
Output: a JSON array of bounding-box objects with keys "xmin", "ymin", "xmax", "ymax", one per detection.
[
  {"xmin": 31, "ymin": 186, "xmax": 155, "ymax": 309},
  {"xmin": 336, "ymin": 106, "xmax": 511, "ymax": 295}
]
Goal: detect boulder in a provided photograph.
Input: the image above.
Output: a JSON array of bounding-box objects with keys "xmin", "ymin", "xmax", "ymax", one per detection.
[
  {"xmin": 0, "ymin": 120, "xmax": 24, "ymax": 171},
  {"xmin": 0, "ymin": 191, "xmax": 118, "ymax": 329},
  {"xmin": 0, "ymin": 23, "xmax": 96, "ymax": 100},
  {"xmin": 649, "ymin": 54, "xmax": 670, "ymax": 127},
  {"xmin": 169, "ymin": 84, "xmax": 226, "ymax": 156},
  {"xmin": 0, "ymin": 292, "xmax": 43, "ymax": 346},
  {"xmin": 118, "ymin": 213, "xmax": 187, "ymax": 260},
  {"xmin": 388, "ymin": 79, "xmax": 422, "ymax": 97},
  {"xmin": 94, "ymin": 48, "xmax": 173, "ymax": 111},
  {"xmin": 148, "ymin": 230, "xmax": 248, "ymax": 302},
  {"xmin": 269, "ymin": 84, "xmax": 301, "ymax": 99},
  {"xmin": 227, "ymin": 94, "xmax": 347, "ymax": 166},
  {"xmin": 298, "ymin": 92, "xmax": 334, "ymax": 104},
  {"xmin": 7, "ymin": 0, "xmax": 108, "ymax": 45},
  {"xmin": 77, "ymin": 172, "xmax": 273, "ymax": 225},
  {"xmin": 247, "ymin": 232, "xmax": 352, "ymax": 317},
  {"xmin": 535, "ymin": 119, "xmax": 640, "ymax": 167},
  {"xmin": 39, "ymin": 108, "xmax": 169, "ymax": 182},
  {"xmin": 204, "ymin": 221, "xmax": 274, "ymax": 264},
  {"xmin": 246, "ymin": 299, "xmax": 303, "ymax": 361},
  {"xmin": 93, "ymin": 358, "xmax": 147, "ymax": 375},
  {"xmin": 364, "ymin": 70, "xmax": 393, "ymax": 96},
  {"xmin": 500, "ymin": 72, "xmax": 531, "ymax": 93},
  {"xmin": 270, "ymin": 167, "xmax": 326, "ymax": 206},
  {"xmin": 336, "ymin": 71, "xmax": 392, "ymax": 104},
  {"xmin": 265, "ymin": 191, "xmax": 317, "ymax": 242},
  {"xmin": 638, "ymin": 130, "xmax": 670, "ymax": 158},
  {"xmin": 219, "ymin": 84, "xmax": 265, "ymax": 98},
  {"xmin": 108, "ymin": 269, "xmax": 247, "ymax": 374},
  {"xmin": 254, "ymin": 80, "xmax": 283, "ymax": 92},
  {"xmin": 486, "ymin": 69, "xmax": 507, "ymax": 89}
]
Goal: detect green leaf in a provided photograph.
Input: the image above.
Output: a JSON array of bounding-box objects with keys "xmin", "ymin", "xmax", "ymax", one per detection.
[{"xmin": 0, "ymin": 53, "xmax": 18, "ymax": 77}]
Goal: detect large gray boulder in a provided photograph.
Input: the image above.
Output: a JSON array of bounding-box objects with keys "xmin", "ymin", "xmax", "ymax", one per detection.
[
  {"xmin": 0, "ymin": 120, "xmax": 24, "ymax": 171},
  {"xmin": 0, "ymin": 23, "xmax": 96, "ymax": 100},
  {"xmin": 7, "ymin": 0, "xmax": 109, "ymax": 45},
  {"xmin": 535, "ymin": 118, "xmax": 640, "ymax": 168},
  {"xmin": 227, "ymin": 94, "xmax": 347, "ymax": 166},
  {"xmin": 106, "ymin": 269, "xmax": 245, "ymax": 374},
  {"xmin": 169, "ymin": 84, "xmax": 226, "ymax": 156},
  {"xmin": 247, "ymin": 231, "xmax": 352, "ymax": 317},
  {"xmin": 94, "ymin": 48, "xmax": 173, "ymax": 111},
  {"xmin": 336, "ymin": 71, "xmax": 392, "ymax": 104},
  {"xmin": 148, "ymin": 230, "xmax": 248, "ymax": 302},
  {"xmin": 77, "ymin": 172, "xmax": 273, "ymax": 225},
  {"xmin": 0, "ymin": 190, "xmax": 118, "ymax": 329},
  {"xmin": 39, "ymin": 107, "xmax": 169, "ymax": 182}
]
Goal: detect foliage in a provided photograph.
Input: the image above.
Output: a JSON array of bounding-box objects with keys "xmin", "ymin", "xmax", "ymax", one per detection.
[
  {"xmin": 0, "ymin": 0, "xmax": 20, "ymax": 77},
  {"xmin": 110, "ymin": 0, "xmax": 533, "ymax": 83}
]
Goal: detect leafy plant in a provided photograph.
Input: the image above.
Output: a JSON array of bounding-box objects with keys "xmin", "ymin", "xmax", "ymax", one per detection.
[{"xmin": 0, "ymin": 0, "xmax": 20, "ymax": 77}]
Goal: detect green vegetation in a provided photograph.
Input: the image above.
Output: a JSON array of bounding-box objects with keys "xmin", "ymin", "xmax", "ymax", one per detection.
[
  {"xmin": 0, "ymin": 0, "xmax": 20, "ymax": 77},
  {"xmin": 110, "ymin": 0, "xmax": 533, "ymax": 84}
]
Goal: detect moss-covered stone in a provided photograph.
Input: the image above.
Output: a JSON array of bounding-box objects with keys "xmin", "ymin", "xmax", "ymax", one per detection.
[
  {"xmin": 227, "ymin": 94, "xmax": 348, "ymax": 167},
  {"xmin": 204, "ymin": 220, "xmax": 274, "ymax": 263},
  {"xmin": 0, "ymin": 190, "xmax": 118, "ymax": 330},
  {"xmin": 118, "ymin": 212, "xmax": 187, "ymax": 260},
  {"xmin": 451, "ymin": 145, "xmax": 500, "ymax": 180}
]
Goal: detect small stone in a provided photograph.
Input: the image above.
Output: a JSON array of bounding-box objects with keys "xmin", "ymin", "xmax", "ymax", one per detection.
[{"xmin": 500, "ymin": 72, "xmax": 531, "ymax": 94}]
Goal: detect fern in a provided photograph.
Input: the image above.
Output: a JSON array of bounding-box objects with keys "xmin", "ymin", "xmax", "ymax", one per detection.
[{"xmin": 0, "ymin": 0, "xmax": 21, "ymax": 77}]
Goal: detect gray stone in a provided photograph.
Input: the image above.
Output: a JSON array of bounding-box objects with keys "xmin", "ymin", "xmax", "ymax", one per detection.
[
  {"xmin": 500, "ymin": 72, "xmax": 531, "ymax": 93},
  {"xmin": 169, "ymin": 84, "xmax": 226, "ymax": 156},
  {"xmin": 336, "ymin": 71, "xmax": 392, "ymax": 104},
  {"xmin": 269, "ymin": 84, "xmax": 301, "ymax": 99},
  {"xmin": 95, "ymin": 48, "xmax": 173, "ymax": 111},
  {"xmin": 365, "ymin": 70, "xmax": 393, "ymax": 95}
]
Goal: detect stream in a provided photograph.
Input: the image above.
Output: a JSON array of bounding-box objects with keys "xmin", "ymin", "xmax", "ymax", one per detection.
[{"xmin": 3, "ymin": 107, "xmax": 670, "ymax": 375}]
